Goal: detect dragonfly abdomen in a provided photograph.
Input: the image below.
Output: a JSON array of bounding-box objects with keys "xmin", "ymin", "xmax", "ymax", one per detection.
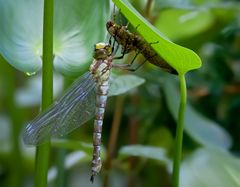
[
  {"xmin": 91, "ymin": 79, "xmax": 109, "ymax": 181},
  {"xmin": 139, "ymin": 44, "xmax": 177, "ymax": 74}
]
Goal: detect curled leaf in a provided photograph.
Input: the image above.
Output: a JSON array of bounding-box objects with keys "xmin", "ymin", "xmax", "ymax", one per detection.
[{"xmin": 112, "ymin": 0, "xmax": 202, "ymax": 74}]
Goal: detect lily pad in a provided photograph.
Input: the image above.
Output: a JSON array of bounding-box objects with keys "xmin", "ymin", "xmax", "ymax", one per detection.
[{"xmin": 0, "ymin": 0, "xmax": 109, "ymax": 76}]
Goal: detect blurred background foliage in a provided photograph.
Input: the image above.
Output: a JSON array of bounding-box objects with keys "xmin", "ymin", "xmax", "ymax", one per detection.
[{"xmin": 0, "ymin": 0, "xmax": 240, "ymax": 187}]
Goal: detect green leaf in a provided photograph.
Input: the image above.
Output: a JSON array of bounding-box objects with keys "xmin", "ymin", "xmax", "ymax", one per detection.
[
  {"xmin": 181, "ymin": 147, "xmax": 240, "ymax": 187},
  {"xmin": 112, "ymin": 0, "xmax": 202, "ymax": 75},
  {"xmin": 163, "ymin": 77, "xmax": 232, "ymax": 149},
  {"xmin": 119, "ymin": 145, "xmax": 170, "ymax": 164},
  {"xmin": 0, "ymin": 0, "xmax": 109, "ymax": 76},
  {"xmin": 109, "ymin": 74, "xmax": 145, "ymax": 96},
  {"xmin": 155, "ymin": 9, "xmax": 215, "ymax": 41},
  {"xmin": 155, "ymin": 3, "xmax": 240, "ymax": 41}
]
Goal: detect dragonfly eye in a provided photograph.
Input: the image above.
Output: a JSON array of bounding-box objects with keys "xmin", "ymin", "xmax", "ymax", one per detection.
[
  {"xmin": 105, "ymin": 45, "xmax": 113, "ymax": 56},
  {"xmin": 93, "ymin": 44, "xmax": 112, "ymax": 59},
  {"xmin": 106, "ymin": 21, "xmax": 114, "ymax": 29},
  {"xmin": 95, "ymin": 42, "xmax": 108, "ymax": 50}
]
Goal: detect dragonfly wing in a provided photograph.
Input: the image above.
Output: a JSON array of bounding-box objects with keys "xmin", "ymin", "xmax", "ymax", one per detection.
[
  {"xmin": 22, "ymin": 102, "xmax": 61, "ymax": 145},
  {"xmin": 56, "ymin": 84, "xmax": 96, "ymax": 136},
  {"xmin": 22, "ymin": 72, "xmax": 96, "ymax": 145}
]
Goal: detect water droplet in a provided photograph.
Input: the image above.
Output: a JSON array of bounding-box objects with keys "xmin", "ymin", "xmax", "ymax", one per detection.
[{"xmin": 25, "ymin": 71, "xmax": 36, "ymax": 76}]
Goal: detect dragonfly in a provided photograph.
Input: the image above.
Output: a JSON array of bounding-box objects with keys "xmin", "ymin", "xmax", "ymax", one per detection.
[
  {"xmin": 106, "ymin": 20, "xmax": 178, "ymax": 74},
  {"xmin": 22, "ymin": 42, "xmax": 129, "ymax": 182}
]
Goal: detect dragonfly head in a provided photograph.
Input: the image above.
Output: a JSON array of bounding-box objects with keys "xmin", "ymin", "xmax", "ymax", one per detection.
[
  {"xmin": 93, "ymin": 42, "xmax": 112, "ymax": 59},
  {"xmin": 106, "ymin": 21, "xmax": 121, "ymax": 37},
  {"xmin": 106, "ymin": 21, "xmax": 114, "ymax": 33}
]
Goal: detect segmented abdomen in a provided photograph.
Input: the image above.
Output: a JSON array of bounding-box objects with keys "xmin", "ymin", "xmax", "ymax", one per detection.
[{"xmin": 91, "ymin": 79, "xmax": 109, "ymax": 181}]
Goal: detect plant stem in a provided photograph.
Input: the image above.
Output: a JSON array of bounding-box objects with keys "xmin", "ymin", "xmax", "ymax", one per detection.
[
  {"xmin": 103, "ymin": 95, "xmax": 125, "ymax": 187},
  {"xmin": 173, "ymin": 74, "xmax": 187, "ymax": 187},
  {"xmin": 34, "ymin": 1, "xmax": 54, "ymax": 187},
  {"xmin": 127, "ymin": 94, "xmax": 140, "ymax": 187},
  {"xmin": 145, "ymin": 0, "xmax": 153, "ymax": 18},
  {"xmin": 55, "ymin": 149, "xmax": 68, "ymax": 187}
]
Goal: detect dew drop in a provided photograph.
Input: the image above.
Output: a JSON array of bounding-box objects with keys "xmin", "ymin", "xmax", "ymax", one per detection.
[{"xmin": 25, "ymin": 71, "xmax": 36, "ymax": 76}]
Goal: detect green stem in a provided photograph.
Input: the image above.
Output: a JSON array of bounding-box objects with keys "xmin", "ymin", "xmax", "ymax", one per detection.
[
  {"xmin": 145, "ymin": 0, "xmax": 153, "ymax": 18},
  {"xmin": 173, "ymin": 74, "xmax": 187, "ymax": 187},
  {"xmin": 34, "ymin": 1, "xmax": 54, "ymax": 187},
  {"xmin": 55, "ymin": 149, "xmax": 68, "ymax": 187}
]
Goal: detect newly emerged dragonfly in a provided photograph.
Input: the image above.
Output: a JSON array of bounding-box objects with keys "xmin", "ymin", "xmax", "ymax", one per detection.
[
  {"xmin": 106, "ymin": 20, "xmax": 177, "ymax": 74},
  {"xmin": 22, "ymin": 42, "xmax": 128, "ymax": 182}
]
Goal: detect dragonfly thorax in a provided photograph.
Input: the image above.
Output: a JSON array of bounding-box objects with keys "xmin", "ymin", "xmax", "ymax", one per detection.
[
  {"xmin": 90, "ymin": 59, "xmax": 111, "ymax": 83},
  {"xmin": 90, "ymin": 42, "xmax": 113, "ymax": 84}
]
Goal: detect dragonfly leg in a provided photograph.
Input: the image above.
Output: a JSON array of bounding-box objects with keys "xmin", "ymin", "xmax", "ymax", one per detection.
[
  {"xmin": 125, "ymin": 40, "xmax": 159, "ymax": 70},
  {"xmin": 112, "ymin": 41, "xmax": 120, "ymax": 56},
  {"xmin": 113, "ymin": 33, "xmax": 133, "ymax": 60},
  {"xmin": 112, "ymin": 54, "xmax": 144, "ymax": 71},
  {"xmin": 112, "ymin": 37, "xmax": 116, "ymax": 52},
  {"xmin": 113, "ymin": 35, "xmax": 131, "ymax": 59},
  {"xmin": 112, "ymin": 63, "xmax": 139, "ymax": 72},
  {"xmin": 113, "ymin": 42, "xmax": 144, "ymax": 71},
  {"xmin": 149, "ymin": 41, "xmax": 159, "ymax": 45},
  {"xmin": 126, "ymin": 53, "xmax": 158, "ymax": 71},
  {"xmin": 123, "ymin": 47, "xmax": 146, "ymax": 71},
  {"xmin": 113, "ymin": 44, "xmax": 159, "ymax": 72},
  {"xmin": 109, "ymin": 34, "xmax": 121, "ymax": 57},
  {"xmin": 135, "ymin": 23, "xmax": 140, "ymax": 31},
  {"xmin": 109, "ymin": 35, "xmax": 112, "ymax": 46},
  {"xmin": 113, "ymin": 47, "xmax": 126, "ymax": 60}
]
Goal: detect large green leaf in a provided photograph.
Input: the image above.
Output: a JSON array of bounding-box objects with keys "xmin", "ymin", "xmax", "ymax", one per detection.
[
  {"xmin": 112, "ymin": 0, "xmax": 202, "ymax": 75},
  {"xmin": 163, "ymin": 77, "xmax": 232, "ymax": 149},
  {"xmin": 0, "ymin": 0, "xmax": 109, "ymax": 76},
  {"xmin": 119, "ymin": 145, "xmax": 170, "ymax": 164},
  {"xmin": 155, "ymin": 9, "xmax": 214, "ymax": 41},
  {"xmin": 109, "ymin": 74, "xmax": 145, "ymax": 96},
  {"xmin": 155, "ymin": 3, "xmax": 240, "ymax": 41},
  {"xmin": 181, "ymin": 147, "xmax": 240, "ymax": 187}
]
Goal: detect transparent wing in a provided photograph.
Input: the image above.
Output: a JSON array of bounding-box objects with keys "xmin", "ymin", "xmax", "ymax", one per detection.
[{"xmin": 22, "ymin": 72, "xmax": 96, "ymax": 145}]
